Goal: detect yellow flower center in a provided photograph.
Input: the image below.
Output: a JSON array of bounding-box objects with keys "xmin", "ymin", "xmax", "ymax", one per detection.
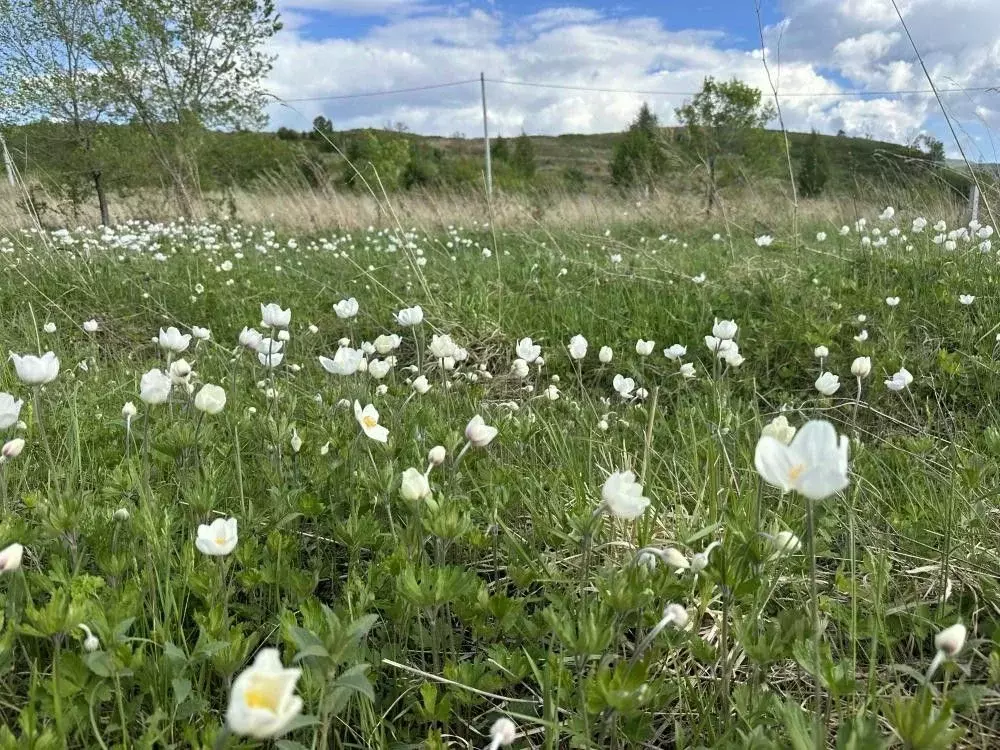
[
  {"xmin": 244, "ymin": 683, "xmax": 279, "ymax": 712},
  {"xmin": 362, "ymin": 415, "xmax": 377, "ymax": 429},
  {"xmin": 787, "ymin": 463, "xmax": 806, "ymax": 483},
  {"xmin": 215, "ymin": 536, "xmax": 227, "ymax": 546}
]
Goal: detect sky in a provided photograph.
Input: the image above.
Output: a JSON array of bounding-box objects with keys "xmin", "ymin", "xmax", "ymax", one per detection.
[{"xmin": 264, "ymin": 0, "xmax": 1000, "ymax": 158}]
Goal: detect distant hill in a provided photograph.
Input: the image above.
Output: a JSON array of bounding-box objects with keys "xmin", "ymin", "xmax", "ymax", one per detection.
[{"xmin": 2, "ymin": 120, "xmax": 974, "ymax": 206}]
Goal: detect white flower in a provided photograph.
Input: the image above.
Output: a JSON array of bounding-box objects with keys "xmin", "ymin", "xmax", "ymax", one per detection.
[
  {"xmin": 516, "ymin": 337, "xmax": 541, "ymax": 363},
  {"xmin": 195, "ymin": 517, "xmax": 238, "ymax": 556},
  {"xmin": 912, "ymin": 217, "xmax": 927, "ymax": 233},
  {"xmin": 290, "ymin": 428, "xmax": 303, "ymax": 453},
  {"xmin": 43, "ymin": 322, "xmax": 57, "ymax": 334},
  {"xmin": 465, "ymin": 415, "xmax": 498, "ymax": 447},
  {"xmin": 814, "ymin": 372, "xmax": 840, "ymax": 396},
  {"xmin": 429, "ymin": 334, "xmax": 458, "ymax": 360},
  {"xmin": 568, "ymin": 334, "xmax": 588, "ymax": 360},
  {"xmin": 544, "ymin": 384, "xmax": 560, "ymax": 400},
  {"xmin": 660, "ymin": 547, "xmax": 690, "ymax": 570},
  {"xmin": 395, "ymin": 305, "xmax": 423, "ymax": 327},
  {"xmin": 260, "ymin": 303, "xmax": 291, "ymax": 328},
  {"xmin": 712, "ymin": 319, "xmax": 738, "ymax": 340},
  {"xmin": 0, "ymin": 543, "xmax": 23, "ymax": 573},
  {"xmin": 511, "ymin": 359, "xmax": 530, "ymax": 378},
  {"xmin": 488, "ymin": 718, "xmax": 518, "ymax": 749},
  {"xmin": 354, "ymin": 401, "xmax": 388, "ymax": 443},
  {"xmin": 412, "ymin": 375, "xmax": 431, "ymax": 394},
  {"xmin": 239, "ymin": 327, "xmax": 264, "ymax": 350},
  {"xmin": 194, "ymin": 384, "xmax": 227, "ymax": 415},
  {"xmin": 308, "ymin": 324, "xmax": 319, "ymax": 334},
  {"xmin": 680, "ymin": 362, "xmax": 697, "ymax": 379},
  {"xmin": 428, "ymin": 445, "xmax": 447, "ymax": 466},
  {"xmin": 372, "ymin": 334, "xmax": 401, "ymax": 355},
  {"xmin": 334, "ymin": 297, "xmax": 359, "ymax": 319},
  {"xmin": 635, "ymin": 339, "xmax": 655, "ymax": 356},
  {"xmin": 368, "ymin": 359, "xmax": 391, "ymax": 379},
  {"xmin": 690, "ymin": 541, "xmax": 721, "ymax": 573},
  {"xmin": 879, "ymin": 206, "xmax": 895, "ymax": 221},
  {"xmin": 158, "ymin": 326, "xmax": 191, "ymax": 353},
  {"xmin": 122, "ymin": 401, "xmax": 137, "ymax": 423},
  {"xmin": 839, "ymin": 225, "xmax": 850, "ymax": 236},
  {"xmin": 851, "ymin": 357, "xmax": 871, "ymax": 379},
  {"xmin": 885, "ymin": 296, "xmax": 900, "ymax": 307},
  {"xmin": 169, "ymin": 358, "xmax": 193, "ymax": 385},
  {"xmin": 885, "ymin": 367, "xmax": 913, "ymax": 392},
  {"xmin": 755, "ymin": 234, "xmax": 773, "ymax": 247},
  {"xmin": 959, "ymin": 294, "xmax": 975, "ymax": 305},
  {"xmin": 226, "ymin": 648, "xmax": 303, "ymax": 739},
  {"xmin": 82, "ymin": 319, "xmax": 99, "ymax": 333},
  {"xmin": 816, "ymin": 231, "xmax": 827, "ymax": 242},
  {"xmin": 598, "ymin": 346, "xmax": 613, "ymax": 363},
  {"xmin": 613, "ymin": 374, "xmax": 635, "ymax": 398},
  {"xmin": 192, "ymin": 326, "xmax": 211, "ymax": 341},
  {"xmin": 257, "ymin": 351, "xmax": 284, "ymax": 369},
  {"xmin": 0, "ymin": 393, "xmax": 24, "ymax": 430},
  {"xmin": 663, "ymin": 344, "xmax": 686, "ymax": 361},
  {"xmin": 770, "ymin": 530, "xmax": 802, "ymax": 555},
  {"xmin": 9, "ymin": 351, "xmax": 60, "ymax": 385},
  {"xmin": 600, "ymin": 470, "xmax": 650, "ymax": 520},
  {"xmin": 761, "ymin": 415, "xmax": 796, "ymax": 445},
  {"xmin": 319, "ymin": 347, "xmax": 364, "ymax": 376},
  {"xmin": 722, "ymin": 349, "xmax": 744, "ymax": 368},
  {"xmin": 400, "ymin": 468, "xmax": 431, "ymax": 501},
  {"xmin": 139, "ymin": 368, "xmax": 172, "ymax": 405},
  {"xmin": 754, "ymin": 419, "xmax": 849, "ymax": 501},
  {"xmin": 663, "ymin": 603, "xmax": 688, "ymax": 629},
  {"xmin": 814, "ymin": 345, "xmax": 829, "ymax": 359},
  {"xmin": 78, "ymin": 624, "xmax": 100, "ymax": 652},
  {"xmin": 854, "ymin": 329, "xmax": 869, "ymax": 343},
  {"xmin": 1, "ymin": 438, "xmax": 25, "ymax": 460},
  {"xmin": 928, "ymin": 623, "xmax": 967, "ymax": 678}
]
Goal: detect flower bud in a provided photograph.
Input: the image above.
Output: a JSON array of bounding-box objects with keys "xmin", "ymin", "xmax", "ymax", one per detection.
[{"xmin": 428, "ymin": 445, "xmax": 446, "ymax": 466}]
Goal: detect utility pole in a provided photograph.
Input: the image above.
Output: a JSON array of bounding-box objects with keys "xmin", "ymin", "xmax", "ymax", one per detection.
[
  {"xmin": 480, "ymin": 72, "xmax": 493, "ymax": 200},
  {"xmin": 0, "ymin": 133, "xmax": 15, "ymax": 187}
]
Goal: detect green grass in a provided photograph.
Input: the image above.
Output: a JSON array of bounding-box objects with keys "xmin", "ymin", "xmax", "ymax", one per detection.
[{"xmin": 0, "ymin": 214, "xmax": 998, "ymax": 748}]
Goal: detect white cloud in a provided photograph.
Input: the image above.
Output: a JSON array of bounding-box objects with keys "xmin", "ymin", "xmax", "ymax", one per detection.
[{"xmin": 264, "ymin": 2, "xmax": 1000, "ymax": 152}]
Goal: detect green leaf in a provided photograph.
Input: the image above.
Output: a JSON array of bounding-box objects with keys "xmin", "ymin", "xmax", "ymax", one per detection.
[
  {"xmin": 84, "ymin": 650, "xmax": 114, "ymax": 678},
  {"xmin": 171, "ymin": 677, "xmax": 192, "ymax": 707},
  {"xmin": 333, "ymin": 663, "xmax": 374, "ymax": 701}
]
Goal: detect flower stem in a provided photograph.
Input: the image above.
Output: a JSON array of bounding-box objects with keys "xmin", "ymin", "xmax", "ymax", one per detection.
[
  {"xmin": 32, "ymin": 388, "xmax": 54, "ymax": 470},
  {"xmin": 806, "ymin": 497, "xmax": 824, "ymax": 750}
]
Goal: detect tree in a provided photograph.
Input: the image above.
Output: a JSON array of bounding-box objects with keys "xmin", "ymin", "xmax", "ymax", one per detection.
[
  {"xmin": 796, "ymin": 130, "xmax": 831, "ymax": 198},
  {"xmin": 490, "ymin": 134, "xmax": 510, "ymax": 162},
  {"xmin": 0, "ymin": 0, "xmax": 115, "ymax": 223},
  {"xmin": 512, "ymin": 131, "xmax": 536, "ymax": 178},
  {"xmin": 85, "ymin": 0, "xmax": 281, "ymax": 214},
  {"xmin": 675, "ymin": 78, "xmax": 775, "ymax": 212},
  {"xmin": 610, "ymin": 103, "xmax": 666, "ymax": 190},
  {"xmin": 914, "ymin": 134, "xmax": 945, "ymax": 163},
  {"xmin": 312, "ymin": 115, "xmax": 333, "ymax": 136}
]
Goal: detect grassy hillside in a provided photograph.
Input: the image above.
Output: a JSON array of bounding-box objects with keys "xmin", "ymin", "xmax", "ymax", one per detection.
[{"xmin": 0, "ymin": 120, "xmax": 976, "ymax": 227}]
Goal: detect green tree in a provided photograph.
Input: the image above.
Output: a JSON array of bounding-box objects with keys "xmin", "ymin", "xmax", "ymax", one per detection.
[
  {"xmin": 84, "ymin": 0, "xmax": 281, "ymax": 215},
  {"xmin": 675, "ymin": 77, "xmax": 775, "ymax": 212},
  {"xmin": 610, "ymin": 103, "xmax": 667, "ymax": 190},
  {"xmin": 0, "ymin": 0, "xmax": 115, "ymax": 223},
  {"xmin": 796, "ymin": 130, "xmax": 831, "ymax": 198},
  {"xmin": 490, "ymin": 134, "xmax": 510, "ymax": 163},
  {"xmin": 512, "ymin": 131, "xmax": 536, "ymax": 178}
]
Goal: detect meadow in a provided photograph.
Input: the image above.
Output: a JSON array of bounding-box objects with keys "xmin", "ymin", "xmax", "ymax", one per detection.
[{"xmin": 0, "ymin": 207, "xmax": 998, "ymax": 749}]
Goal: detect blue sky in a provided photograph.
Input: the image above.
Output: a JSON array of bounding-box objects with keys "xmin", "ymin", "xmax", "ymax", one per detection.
[{"xmin": 265, "ymin": 0, "xmax": 1000, "ymax": 156}]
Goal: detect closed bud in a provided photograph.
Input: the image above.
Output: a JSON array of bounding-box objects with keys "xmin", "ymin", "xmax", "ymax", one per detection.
[{"xmin": 428, "ymin": 445, "xmax": 446, "ymax": 466}]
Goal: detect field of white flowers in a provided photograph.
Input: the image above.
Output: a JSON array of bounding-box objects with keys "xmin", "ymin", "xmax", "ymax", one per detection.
[{"xmin": 0, "ymin": 209, "xmax": 998, "ymax": 748}]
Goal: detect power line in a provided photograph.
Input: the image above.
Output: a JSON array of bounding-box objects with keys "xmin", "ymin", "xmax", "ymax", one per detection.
[
  {"xmin": 276, "ymin": 79, "xmax": 479, "ymax": 103},
  {"xmin": 485, "ymin": 77, "xmax": 999, "ymax": 99},
  {"xmin": 273, "ymin": 75, "xmax": 999, "ymax": 104}
]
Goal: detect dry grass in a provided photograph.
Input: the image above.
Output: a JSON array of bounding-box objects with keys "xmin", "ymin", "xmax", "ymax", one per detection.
[{"xmin": 0, "ymin": 178, "xmax": 970, "ymax": 234}]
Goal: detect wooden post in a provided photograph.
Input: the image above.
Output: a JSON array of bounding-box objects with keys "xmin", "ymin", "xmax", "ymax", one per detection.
[{"xmin": 481, "ymin": 72, "xmax": 493, "ymax": 200}]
